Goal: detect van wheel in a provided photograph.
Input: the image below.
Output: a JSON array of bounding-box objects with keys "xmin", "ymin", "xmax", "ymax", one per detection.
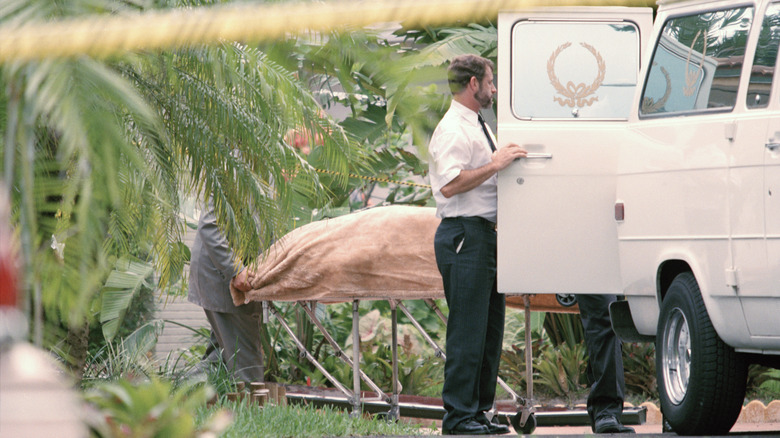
[{"xmin": 656, "ymin": 272, "xmax": 746, "ymax": 435}]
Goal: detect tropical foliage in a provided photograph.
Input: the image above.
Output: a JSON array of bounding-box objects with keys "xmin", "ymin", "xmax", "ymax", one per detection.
[
  {"xmin": 534, "ymin": 342, "xmax": 589, "ymax": 403},
  {"xmin": 1, "ymin": 0, "xmax": 356, "ymax": 373},
  {"xmin": 81, "ymin": 320, "xmax": 166, "ymax": 386},
  {"xmin": 622, "ymin": 342, "xmax": 658, "ymax": 399},
  {"xmin": 85, "ymin": 377, "xmax": 229, "ymax": 438}
]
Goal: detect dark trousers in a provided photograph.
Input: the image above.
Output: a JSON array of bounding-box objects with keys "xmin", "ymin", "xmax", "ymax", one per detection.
[
  {"xmin": 576, "ymin": 294, "xmax": 626, "ymax": 427},
  {"xmin": 434, "ymin": 217, "xmax": 505, "ymax": 431}
]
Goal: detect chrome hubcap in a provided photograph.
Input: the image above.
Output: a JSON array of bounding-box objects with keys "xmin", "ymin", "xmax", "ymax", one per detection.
[{"xmin": 662, "ymin": 308, "xmax": 691, "ymax": 405}]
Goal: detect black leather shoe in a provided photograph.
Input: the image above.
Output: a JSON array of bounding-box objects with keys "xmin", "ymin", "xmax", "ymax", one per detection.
[
  {"xmin": 477, "ymin": 417, "xmax": 510, "ymax": 435},
  {"xmin": 594, "ymin": 416, "xmax": 635, "ymax": 434},
  {"xmin": 442, "ymin": 419, "xmax": 490, "ymax": 435}
]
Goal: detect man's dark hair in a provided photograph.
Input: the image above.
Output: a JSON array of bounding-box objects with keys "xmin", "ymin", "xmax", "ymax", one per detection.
[{"xmin": 447, "ymin": 54, "xmax": 495, "ymax": 95}]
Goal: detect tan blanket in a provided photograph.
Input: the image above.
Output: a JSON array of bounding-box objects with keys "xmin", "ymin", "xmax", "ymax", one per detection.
[
  {"xmin": 232, "ymin": 205, "xmax": 444, "ymax": 305},
  {"xmin": 232, "ymin": 204, "xmax": 578, "ymax": 314}
]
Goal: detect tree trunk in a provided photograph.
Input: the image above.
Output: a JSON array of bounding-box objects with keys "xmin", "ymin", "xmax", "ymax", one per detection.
[{"xmin": 65, "ymin": 322, "xmax": 90, "ymax": 383}]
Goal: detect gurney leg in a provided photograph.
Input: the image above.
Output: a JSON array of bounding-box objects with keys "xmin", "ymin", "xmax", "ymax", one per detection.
[
  {"xmin": 351, "ymin": 300, "xmax": 361, "ymax": 418},
  {"xmin": 524, "ymin": 295, "xmax": 534, "ymax": 407},
  {"xmin": 388, "ymin": 301, "xmax": 400, "ymax": 421},
  {"xmin": 297, "ymin": 302, "xmax": 390, "ymax": 403},
  {"xmin": 423, "ymin": 298, "xmax": 447, "ymax": 324},
  {"xmin": 510, "ymin": 295, "xmax": 537, "ymax": 434},
  {"xmin": 267, "ymin": 303, "xmax": 353, "ymax": 398},
  {"xmin": 397, "ymin": 301, "xmax": 444, "ymax": 358},
  {"xmin": 419, "ymin": 299, "xmax": 536, "ymax": 434}
]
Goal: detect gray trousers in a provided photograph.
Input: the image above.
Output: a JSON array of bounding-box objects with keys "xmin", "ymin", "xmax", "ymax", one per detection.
[{"xmin": 204, "ymin": 305, "xmax": 265, "ymax": 384}]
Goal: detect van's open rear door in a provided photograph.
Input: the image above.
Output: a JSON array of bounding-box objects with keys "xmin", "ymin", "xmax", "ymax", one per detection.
[{"xmin": 496, "ymin": 8, "xmax": 652, "ymax": 294}]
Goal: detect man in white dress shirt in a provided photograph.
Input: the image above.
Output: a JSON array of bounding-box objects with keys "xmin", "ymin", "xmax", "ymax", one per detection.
[{"xmin": 428, "ymin": 54, "xmax": 526, "ymax": 435}]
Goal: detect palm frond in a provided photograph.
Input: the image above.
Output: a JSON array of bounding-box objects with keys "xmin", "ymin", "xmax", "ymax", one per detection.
[
  {"xmin": 129, "ymin": 40, "xmax": 359, "ymax": 261},
  {"xmin": 410, "ymin": 24, "xmax": 498, "ymax": 69},
  {"xmin": 8, "ymin": 55, "xmax": 176, "ymax": 322},
  {"xmin": 100, "ymin": 257, "xmax": 154, "ymax": 341}
]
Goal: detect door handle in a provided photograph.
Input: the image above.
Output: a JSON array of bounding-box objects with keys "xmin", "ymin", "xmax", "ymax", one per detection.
[
  {"xmin": 767, "ymin": 142, "xmax": 780, "ymax": 151},
  {"xmin": 525, "ymin": 153, "xmax": 553, "ymax": 159}
]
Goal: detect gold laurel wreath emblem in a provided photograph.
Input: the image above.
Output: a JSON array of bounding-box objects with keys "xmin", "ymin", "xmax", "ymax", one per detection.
[
  {"xmin": 641, "ymin": 62, "xmax": 672, "ymax": 114},
  {"xmin": 547, "ymin": 42, "xmax": 606, "ymax": 108},
  {"xmin": 683, "ymin": 30, "xmax": 707, "ymax": 97}
]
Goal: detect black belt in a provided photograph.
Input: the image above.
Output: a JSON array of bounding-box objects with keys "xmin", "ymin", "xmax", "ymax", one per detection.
[{"xmin": 443, "ymin": 216, "xmax": 497, "ymax": 231}]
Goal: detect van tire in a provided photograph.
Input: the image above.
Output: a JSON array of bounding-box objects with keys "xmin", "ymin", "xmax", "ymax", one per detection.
[{"xmin": 655, "ymin": 272, "xmax": 747, "ymax": 435}]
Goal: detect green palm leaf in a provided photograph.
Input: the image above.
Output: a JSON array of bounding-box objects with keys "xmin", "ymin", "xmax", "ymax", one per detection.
[
  {"xmin": 100, "ymin": 257, "xmax": 154, "ymax": 341},
  {"xmin": 2, "ymin": 0, "xmax": 360, "ymax": 351},
  {"xmin": 412, "ymin": 24, "xmax": 498, "ymax": 67},
  {"xmin": 121, "ymin": 319, "xmax": 165, "ymax": 361}
]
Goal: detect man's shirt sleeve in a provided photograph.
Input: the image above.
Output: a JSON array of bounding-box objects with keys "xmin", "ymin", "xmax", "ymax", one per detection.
[{"xmin": 431, "ymin": 130, "xmax": 473, "ymax": 191}]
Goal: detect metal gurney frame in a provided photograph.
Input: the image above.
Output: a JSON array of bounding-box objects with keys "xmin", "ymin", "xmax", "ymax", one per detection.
[
  {"xmin": 239, "ymin": 206, "xmax": 598, "ymax": 432},
  {"xmin": 262, "ymin": 295, "xmax": 538, "ymax": 434}
]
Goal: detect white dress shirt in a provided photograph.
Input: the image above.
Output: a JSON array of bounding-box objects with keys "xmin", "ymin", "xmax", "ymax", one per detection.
[{"xmin": 428, "ymin": 100, "xmax": 498, "ymax": 223}]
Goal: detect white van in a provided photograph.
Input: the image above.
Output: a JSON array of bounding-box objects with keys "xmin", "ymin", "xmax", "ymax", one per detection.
[{"xmin": 497, "ymin": 1, "xmax": 780, "ymax": 435}]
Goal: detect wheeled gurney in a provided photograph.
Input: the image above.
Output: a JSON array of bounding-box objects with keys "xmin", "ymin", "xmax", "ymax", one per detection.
[{"xmin": 231, "ymin": 205, "xmax": 581, "ymax": 433}]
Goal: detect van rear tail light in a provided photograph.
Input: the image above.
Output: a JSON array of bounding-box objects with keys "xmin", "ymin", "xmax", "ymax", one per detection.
[{"xmin": 615, "ymin": 202, "xmax": 625, "ymax": 221}]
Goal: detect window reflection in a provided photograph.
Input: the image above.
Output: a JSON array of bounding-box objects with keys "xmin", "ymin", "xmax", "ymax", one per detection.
[
  {"xmin": 641, "ymin": 6, "xmax": 754, "ymax": 115},
  {"xmin": 747, "ymin": 3, "xmax": 780, "ymax": 109}
]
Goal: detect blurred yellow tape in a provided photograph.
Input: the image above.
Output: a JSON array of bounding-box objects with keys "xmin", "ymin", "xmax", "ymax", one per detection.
[
  {"xmin": 0, "ymin": 0, "xmax": 648, "ymax": 62},
  {"xmin": 314, "ymin": 167, "xmax": 432, "ymax": 189}
]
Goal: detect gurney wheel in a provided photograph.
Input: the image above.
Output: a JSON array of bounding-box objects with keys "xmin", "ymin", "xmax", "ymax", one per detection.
[
  {"xmin": 511, "ymin": 412, "xmax": 536, "ymax": 435},
  {"xmin": 556, "ymin": 293, "xmax": 577, "ymax": 307},
  {"xmin": 374, "ymin": 410, "xmax": 398, "ymax": 422}
]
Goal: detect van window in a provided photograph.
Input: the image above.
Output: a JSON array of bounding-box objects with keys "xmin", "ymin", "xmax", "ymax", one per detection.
[
  {"xmin": 641, "ymin": 6, "xmax": 754, "ymax": 116},
  {"xmin": 747, "ymin": 2, "xmax": 780, "ymax": 109},
  {"xmin": 510, "ymin": 21, "xmax": 641, "ymax": 119}
]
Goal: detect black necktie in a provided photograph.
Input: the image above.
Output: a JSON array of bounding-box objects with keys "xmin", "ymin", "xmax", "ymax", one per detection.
[{"xmin": 478, "ymin": 113, "xmax": 496, "ymax": 152}]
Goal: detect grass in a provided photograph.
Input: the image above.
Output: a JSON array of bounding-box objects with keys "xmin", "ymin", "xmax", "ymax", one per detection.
[{"xmin": 196, "ymin": 399, "xmax": 429, "ymax": 437}]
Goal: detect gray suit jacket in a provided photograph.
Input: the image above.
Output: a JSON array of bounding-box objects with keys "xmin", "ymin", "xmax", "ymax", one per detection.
[{"xmin": 188, "ymin": 200, "xmax": 248, "ymax": 313}]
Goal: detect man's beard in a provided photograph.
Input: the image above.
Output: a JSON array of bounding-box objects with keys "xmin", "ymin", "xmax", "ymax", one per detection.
[{"xmin": 475, "ymin": 86, "xmax": 493, "ymax": 108}]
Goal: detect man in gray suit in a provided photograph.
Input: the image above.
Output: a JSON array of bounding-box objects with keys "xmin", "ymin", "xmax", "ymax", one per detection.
[{"xmin": 188, "ymin": 199, "xmax": 264, "ymax": 384}]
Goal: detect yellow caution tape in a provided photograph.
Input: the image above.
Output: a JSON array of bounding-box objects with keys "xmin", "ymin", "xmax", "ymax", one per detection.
[
  {"xmin": 314, "ymin": 167, "xmax": 431, "ymax": 189},
  {"xmin": 0, "ymin": 0, "xmax": 649, "ymax": 62}
]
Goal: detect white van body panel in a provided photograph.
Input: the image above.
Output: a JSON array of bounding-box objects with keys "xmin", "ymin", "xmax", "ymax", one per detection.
[
  {"xmin": 761, "ymin": 116, "xmax": 780, "ymax": 338},
  {"xmin": 498, "ymin": 1, "xmax": 780, "ymax": 433},
  {"xmin": 496, "ymin": 7, "xmax": 653, "ymax": 294},
  {"xmin": 498, "ymin": 0, "xmax": 780, "ymax": 353},
  {"xmin": 616, "ymin": 0, "xmax": 780, "ymax": 349}
]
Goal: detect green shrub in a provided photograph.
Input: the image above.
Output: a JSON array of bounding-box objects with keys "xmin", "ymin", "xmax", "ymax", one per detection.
[
  {"xmin": 533, "ymin": 342, "xmax": 588, "ymax": 405},
  {"xmin": 622, "ymin": 342, "xmax": 657, "ymax": 399},
  {"xmin": 746, "ymin": 365, "xmax": 780, "ymax": 403},
  {"xmin": 542, "ymin": 312, "xmax": 584, "ymax": 348},
  {"xmin": 499, "ymin": 345, "xmax": 529, "ymax": 399},
  {"xmin": 85, "ymin": 377, "xmax": 227, "ymax": 438},
  {"xmin": 81, "ymin": 320, "xmax": 165, "ymax": 388}
]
